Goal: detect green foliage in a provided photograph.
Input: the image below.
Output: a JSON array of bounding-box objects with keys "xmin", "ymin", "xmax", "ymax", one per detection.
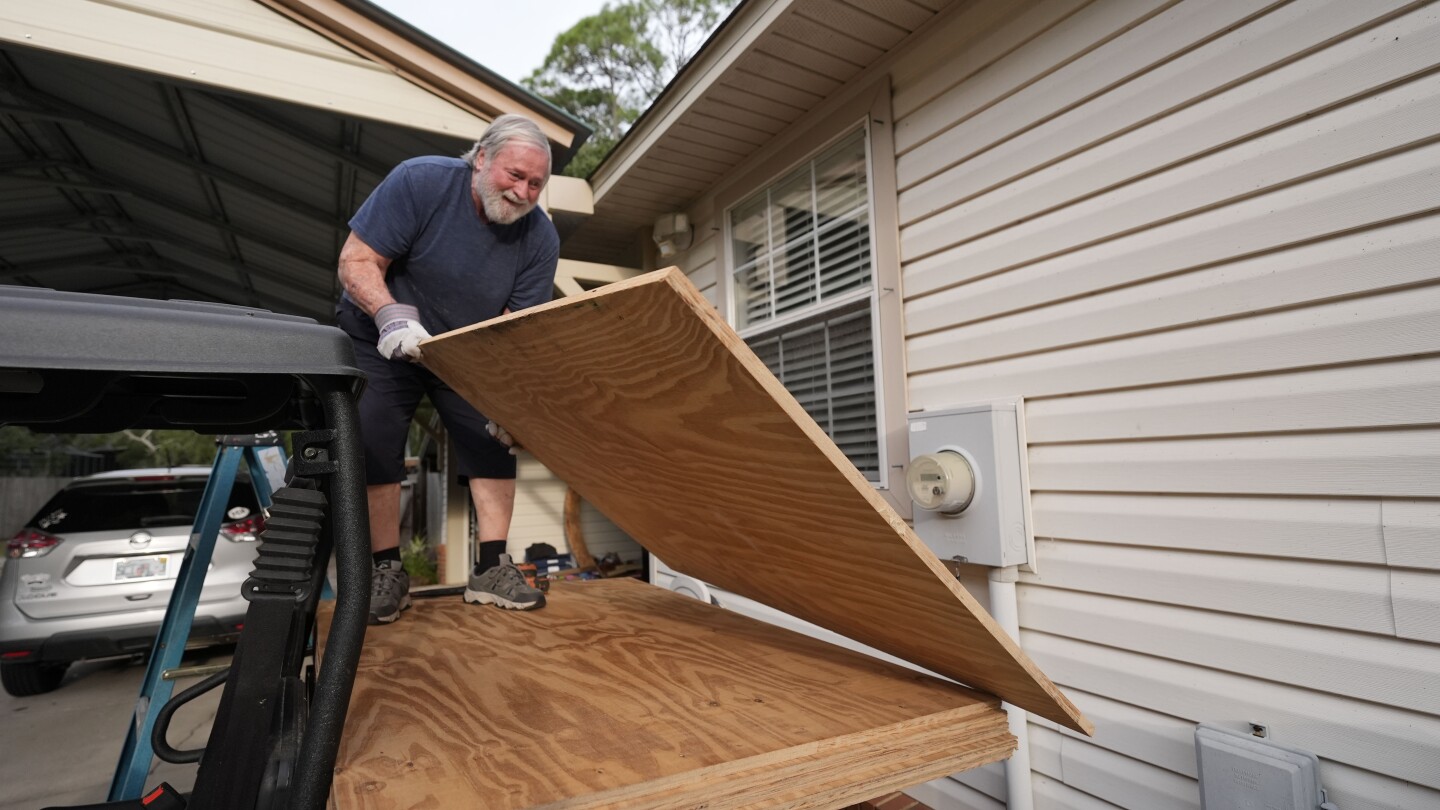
[
  {"xmin": 0, "ymin": 426, "xmax": 221, "ymax": 476},
  {"xmin": 402, "ymin": 533, "xmax": 438, "ymax": 586},
  {"xmin": 525, "ymin": 0, "xmax": 737, "ymax": 177}
]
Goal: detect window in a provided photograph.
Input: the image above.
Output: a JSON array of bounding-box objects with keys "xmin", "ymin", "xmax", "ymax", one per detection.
[{"xmin": 727, "ymin": 131, "xmax": 882, "ymax": 482}]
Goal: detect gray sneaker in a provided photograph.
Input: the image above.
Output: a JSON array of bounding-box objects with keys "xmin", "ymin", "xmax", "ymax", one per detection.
[
  {"xmin": 368, "ymin": 560, "xmax": 411, "ymax": 625},
  {"xmin": 464, "ymin": 554, "xmax": 546, "ymax": 610}
]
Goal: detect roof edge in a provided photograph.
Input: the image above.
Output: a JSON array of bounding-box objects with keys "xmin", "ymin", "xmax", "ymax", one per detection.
[
  {"xmin": 256, "ymin": 0, "xmax": 591, "ymax": 166},
  {"xmin": 587, "ymin": 0, "xmax": 783, "ymax": 193}
]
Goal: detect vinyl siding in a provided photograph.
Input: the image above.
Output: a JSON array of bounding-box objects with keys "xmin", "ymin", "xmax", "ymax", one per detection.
[
  {"xmin": 508, "ymin": 454, "xmax": 640, "ymax": 566},
  {"xmin": 888, "ymin": 0, "xmax": 1440, "ymax": 807}
]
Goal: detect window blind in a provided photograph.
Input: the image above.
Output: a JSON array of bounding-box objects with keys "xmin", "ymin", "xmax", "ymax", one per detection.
[
  {"xmin": 748, "ymin": 304, "xmax": 880, "ymax": 481},
  {"xmin": 730, "ymin": 129, "xmax": 880, "ymax": 481}
]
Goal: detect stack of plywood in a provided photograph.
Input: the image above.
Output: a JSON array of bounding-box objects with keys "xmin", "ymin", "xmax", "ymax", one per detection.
[
  {"xmin": 325, "ymin": 268, "xmax": 1089, "ymax": 809},
  {"xmin": 327, "ymin": 581, "xmax": 1015, "ymax": 808}
]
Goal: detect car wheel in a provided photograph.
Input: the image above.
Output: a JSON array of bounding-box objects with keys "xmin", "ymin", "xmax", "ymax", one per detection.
[{"xmin": 1, "ymin": 660, "xmax": 69, "ymax": 696}]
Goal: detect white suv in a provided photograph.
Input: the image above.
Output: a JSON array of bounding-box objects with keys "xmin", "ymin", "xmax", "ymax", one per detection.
[{"xmin": 0, "ymin": 467, "xmax": 263, "ymax": 696}]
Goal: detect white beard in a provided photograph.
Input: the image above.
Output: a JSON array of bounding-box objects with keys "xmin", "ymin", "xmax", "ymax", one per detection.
[{"xmin": 475, "ymin": 171, "xmax": 535, "ymax": 225}]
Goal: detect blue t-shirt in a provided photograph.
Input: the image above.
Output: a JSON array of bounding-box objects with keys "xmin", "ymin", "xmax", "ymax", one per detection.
[{"xmin": 340, "ymin": 156, "xmax": 559, "ymax": 336}]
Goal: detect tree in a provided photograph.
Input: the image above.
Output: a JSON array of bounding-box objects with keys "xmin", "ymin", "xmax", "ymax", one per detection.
[
  {"xmin": 0, "ymin": 426, "xmax": 225, "ymax": 476},
  {"xmin": 525, "ymin": 0, "xmax": 736, "ymax": 177}
]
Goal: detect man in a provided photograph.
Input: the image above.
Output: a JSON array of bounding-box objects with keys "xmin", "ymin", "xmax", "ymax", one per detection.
[{"xmin": 335, "ymin": 114, "xmax": 558, "ymax": 625}]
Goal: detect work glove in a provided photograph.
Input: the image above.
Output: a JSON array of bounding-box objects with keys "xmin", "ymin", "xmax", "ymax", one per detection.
[
  {"xmin": 375, "ymin": 303, "xmax": 431, "ymax": 362},
  {"xmin": 486, "ymin": 420, "xmax": 522, "ymax": 455}
]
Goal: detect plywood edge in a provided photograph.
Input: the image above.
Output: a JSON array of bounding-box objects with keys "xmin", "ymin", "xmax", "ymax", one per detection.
[
  {"xmin": 534, "ymin": 703, "xmax": 1015, "ymax": 810},
  {"xmin": 422, "ymin": 266, "xmax": 680, "ymax": 342},
  {"xmin": 421, "ymin": 268, "xmax": 1092, "ymax": 736},
  {"xmin": 651, "ymin": 269, "xmax": 1093, "ymax": 737}
]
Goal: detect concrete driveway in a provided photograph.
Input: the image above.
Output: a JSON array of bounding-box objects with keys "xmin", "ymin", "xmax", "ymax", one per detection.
[{"xmin": 1, "ymin": 649, "xmax": 229, "ymax": 810}]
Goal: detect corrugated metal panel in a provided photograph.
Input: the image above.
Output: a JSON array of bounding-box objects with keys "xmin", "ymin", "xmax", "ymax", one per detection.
[
  {"xmin": 886, "ymin": 0, "xmax": 1440, "ymax": 806},
  {"xmin": 0, "ymin": 19, "xmax": 484, "ymax": 318}
]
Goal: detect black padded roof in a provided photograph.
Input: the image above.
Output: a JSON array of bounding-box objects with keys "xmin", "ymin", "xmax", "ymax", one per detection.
[{"xmin": 1, "ymin": 286, "xmax": 361, "ymax": 433}]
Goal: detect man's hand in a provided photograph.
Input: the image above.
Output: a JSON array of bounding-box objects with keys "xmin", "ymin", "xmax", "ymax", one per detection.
[
  {"xmin": 375, "ymin": 303, "xmax": 431, "ymax": 362},
  {"xmin": 486, "ymin": 421, "xmax": 522, "ymax": 455}
]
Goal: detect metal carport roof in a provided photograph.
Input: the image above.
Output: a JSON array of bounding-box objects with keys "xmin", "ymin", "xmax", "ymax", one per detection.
[{"xmin": 0, "ymin": 0, "xmax": 590, "ymax": 321}]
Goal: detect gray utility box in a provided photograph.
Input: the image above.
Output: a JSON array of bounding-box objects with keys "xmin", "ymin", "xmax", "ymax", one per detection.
[
  {"xmin": 1196, "ymin": 724, "xmax": 1339, "ymax": 809},
  {"xmin": 906, "ymin": 401, "xmax": 1034, "ymax": 569}
]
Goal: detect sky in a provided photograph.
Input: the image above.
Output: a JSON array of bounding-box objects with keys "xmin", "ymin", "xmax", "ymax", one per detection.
[{"xmin": 368, "ymin": 0, "xmax": 615, "ymax": 85}]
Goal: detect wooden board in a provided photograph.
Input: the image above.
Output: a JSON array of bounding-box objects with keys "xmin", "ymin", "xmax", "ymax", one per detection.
[
  {"xmin": 323, "ymin": 580, "xmax": 1014, "ymax": 808},
  {"xmin": 422, "ymin": 267, "xmax": 1090, "ymax": 735}
]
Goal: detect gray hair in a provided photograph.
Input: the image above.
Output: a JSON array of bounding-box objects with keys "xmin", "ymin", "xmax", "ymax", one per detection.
[{"xmin": 461, "ymin": 114, "xmax": 552, "ymax": 176}]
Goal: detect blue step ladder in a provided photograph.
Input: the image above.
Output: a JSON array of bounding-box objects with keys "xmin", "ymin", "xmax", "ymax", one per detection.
[{"xmin": 108, "ymin": 433, "xmax": 289, "ymax": 801}]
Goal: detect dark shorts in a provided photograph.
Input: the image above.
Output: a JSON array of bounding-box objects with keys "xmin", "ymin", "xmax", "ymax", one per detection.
[{"xmin": 337, "ymin": 302, "xmax": 515, "ymax": 484}]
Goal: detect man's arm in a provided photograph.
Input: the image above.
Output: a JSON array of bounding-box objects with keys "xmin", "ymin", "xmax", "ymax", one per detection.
[
  {"xmin": 338, "ymin": 231, "xmax": 431, "ymax": 362},
  {"xmin": 337, "ymin": 231, "xmax": 395, "ymax": 317}
]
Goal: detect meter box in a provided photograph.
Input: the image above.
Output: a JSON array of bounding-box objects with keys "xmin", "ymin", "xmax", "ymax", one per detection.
[{"xmin": 906, "ymin": 400, "xmax": 1034, "ymax": 569}]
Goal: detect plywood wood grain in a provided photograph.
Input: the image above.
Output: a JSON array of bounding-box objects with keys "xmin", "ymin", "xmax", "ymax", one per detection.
[
  {"xmin": 324, "ymin": 580, "xmax": 1014, "ymax": 809},
  {"xmin": 421, "ymin": 267, "xmax": 1090, "ymax": 734}
]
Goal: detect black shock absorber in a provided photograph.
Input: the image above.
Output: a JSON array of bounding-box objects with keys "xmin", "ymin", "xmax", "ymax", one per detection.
[{"xmin": 249, "ymin": 486, "xmax": 328, "ymax": 600}]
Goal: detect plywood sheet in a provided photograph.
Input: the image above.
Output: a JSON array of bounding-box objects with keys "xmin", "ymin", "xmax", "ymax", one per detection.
[
  {"xmin": 422, "ymin": 267, "xmax": 1090, "ymax": 734},
  {"xmin": 324, "ymin": 580, "xmax": 1014, "ymax": 809}
]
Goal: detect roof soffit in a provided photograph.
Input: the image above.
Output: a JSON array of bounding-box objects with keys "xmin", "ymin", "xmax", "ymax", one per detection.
[
  {"xmin": 565, "ymin": 0, "xmax": 948, "ymax": 265},
  {"xmin": 255, "ymin": 0, "xmax": 587, "ymax": 150}
]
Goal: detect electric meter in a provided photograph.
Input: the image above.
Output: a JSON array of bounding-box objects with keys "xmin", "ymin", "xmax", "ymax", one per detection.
[{"xmin": 905, "ymin": 450, "xmax": 976, "ymax": 514}]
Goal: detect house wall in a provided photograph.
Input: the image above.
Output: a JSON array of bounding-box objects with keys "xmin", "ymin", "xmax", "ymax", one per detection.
[
  {"xmin": 440, "ymin": 448, "xmax": 641, "ymax": 584},
  {"xmin": 510, "ymin": 456, "xmax": 640, "ymax": 565},
  {"xmin": 664, "ymin": 0, "xmax": 1440, "ymax": 807},
  {"xmin": 885, "ymin": 0, "xmax": 1440, "ymax": 807}
]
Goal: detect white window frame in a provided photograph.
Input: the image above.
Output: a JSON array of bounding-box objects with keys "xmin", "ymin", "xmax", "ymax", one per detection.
[{"xmin": 715, "ymin": 79, "xmax": 909, "ymax": 513}]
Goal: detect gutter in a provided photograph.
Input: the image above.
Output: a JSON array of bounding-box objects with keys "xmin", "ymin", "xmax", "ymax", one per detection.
[{"xmin": 256, "ymin": 0, "xmax": 592, "ymax": 173}]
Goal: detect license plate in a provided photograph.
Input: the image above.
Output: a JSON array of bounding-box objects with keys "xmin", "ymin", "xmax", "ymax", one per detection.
[{"xmin": 114, "ymin": 555, "xmax": 170, "ymax": 582}]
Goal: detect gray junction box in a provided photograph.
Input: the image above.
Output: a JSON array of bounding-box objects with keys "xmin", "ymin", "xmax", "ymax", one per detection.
[{"xmin": 1195, "ymin": 724, "xmax": 1339, "ymax": 810}]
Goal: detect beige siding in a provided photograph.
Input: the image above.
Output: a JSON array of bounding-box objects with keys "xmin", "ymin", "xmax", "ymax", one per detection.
[
  {"xmin": 890, "ymin": 0, "xmax": 1440, "ymax": 807},
  {"xmin": 509, "ymin": 457, "xmax": 640, "ymax": 565}
]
